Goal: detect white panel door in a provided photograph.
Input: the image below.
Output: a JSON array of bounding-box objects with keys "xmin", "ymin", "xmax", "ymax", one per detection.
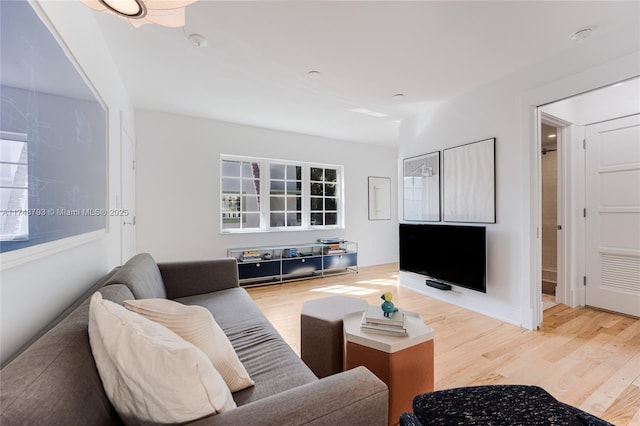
[
  {"xmin": 121, "ymin": 126, "xmax": 136, "ymax": 263},
  {"xmin": 585, "ymin": 114, "xmax": 640, "ymax": 316}
]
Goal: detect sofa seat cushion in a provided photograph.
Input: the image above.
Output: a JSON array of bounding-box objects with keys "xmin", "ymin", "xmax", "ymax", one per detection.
[
  {"xmin": 104, "ymin": 253, "xmax": 166, "ymax": 299},
  {"xmin": 175, "ymin": 288, "xmax": 317, "ymax": 406},
  {"xmin": 89, "ymin": 292, "xmax": 236, "ymax": 424}
]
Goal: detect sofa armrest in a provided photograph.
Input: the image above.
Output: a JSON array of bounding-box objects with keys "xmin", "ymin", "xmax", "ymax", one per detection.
[
  {"xmin": 191, "ymin": 366, "xmax": 388, "ymax": 426},
  {"xmin": 158, "ymin": 258, "xmax": 239, "ymax": 299}
]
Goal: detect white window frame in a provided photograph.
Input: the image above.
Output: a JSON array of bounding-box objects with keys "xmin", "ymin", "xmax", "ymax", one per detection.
[
  {"xmin": 0, "ymin": 132, "xmax": 29, "ymax": 241},
  {"xmin": 220, "ymin": 154, "xmax": 344, "ymax": 233}
]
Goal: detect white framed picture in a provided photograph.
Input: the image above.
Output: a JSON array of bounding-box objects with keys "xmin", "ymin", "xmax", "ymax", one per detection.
[
  {"xmin": 443, "ymin": 138, "xmax": 496, "ymax": 223},
  {"xmin": 403, "ymin": 151, "xmax": 441, "ymax": 221},
  {"xmin": 368, "ymin": 176, "xmax": 391, "ymax": 220}
]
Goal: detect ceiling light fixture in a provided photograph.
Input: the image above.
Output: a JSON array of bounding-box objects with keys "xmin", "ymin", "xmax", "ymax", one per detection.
[
  {"xmin": 307, "ymin": 71, "xmax": 321, "ymax": 79},
  {"xmin": 82, "ymin": 0, "xmax": 198, "ymax": 28},
  {"xmin": 349, "ymin": 108, "xmax": 389, "ymax": 118},
  {"xmin": 548, "ymin": 134, "xmax": 557, "ymax": 138},
  {"xmin": 392, "ymin": 94, "xmax": 405, "ymax": 99},
  {"xmin": 569, "ymin": 26, "xmax": 594, "ymax": 43}
]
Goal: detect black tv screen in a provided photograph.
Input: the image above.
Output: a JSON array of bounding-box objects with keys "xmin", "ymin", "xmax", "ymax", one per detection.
[{"xmin": 399, "ymin": 223, "xmax": 486, "ymax": 293}]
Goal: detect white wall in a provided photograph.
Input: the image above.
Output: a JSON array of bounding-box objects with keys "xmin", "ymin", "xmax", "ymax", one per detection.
[
  {"xmin": 0, "ymin": 1, "xmax": 134, "ymax": 364},
  {"xmin": 135, "ymin": 110, "xmax": 399, "ymax": 267},
  {"xmin": 399, "ymin": 36, "xmax": 640, "ymax": 326}
]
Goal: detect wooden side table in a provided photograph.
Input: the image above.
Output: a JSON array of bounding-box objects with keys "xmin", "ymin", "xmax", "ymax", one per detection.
[{"xmin": 343, "ymin": 310, "xmax": 434, "ymax": 426}]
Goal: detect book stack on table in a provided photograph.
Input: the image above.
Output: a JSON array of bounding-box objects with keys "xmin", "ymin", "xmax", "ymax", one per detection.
[{"xmin": 360, "ymin": 305, "xmax": 408, "ymax": 336}]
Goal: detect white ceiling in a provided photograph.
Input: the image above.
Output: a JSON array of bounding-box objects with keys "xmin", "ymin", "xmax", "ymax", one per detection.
[{"xmin": 90, "ymin": 1, "xmax": 640, "ymax": 146}]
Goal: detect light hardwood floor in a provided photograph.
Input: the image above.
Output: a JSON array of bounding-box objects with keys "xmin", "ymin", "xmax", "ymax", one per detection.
[{"xmin": 246, "ymin": 263, "xmax": 640, "ymax": 425}]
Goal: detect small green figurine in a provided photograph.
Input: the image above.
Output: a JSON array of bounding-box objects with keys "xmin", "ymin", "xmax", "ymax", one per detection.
[{"xmin": 380, "ymin": 292, "xmax": 399, "ymax": 317}]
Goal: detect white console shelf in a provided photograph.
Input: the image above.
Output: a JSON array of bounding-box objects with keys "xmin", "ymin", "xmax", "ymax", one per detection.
[{"xmin": 227, "ymin": 241, "xmax": 358, "ymax": 287}]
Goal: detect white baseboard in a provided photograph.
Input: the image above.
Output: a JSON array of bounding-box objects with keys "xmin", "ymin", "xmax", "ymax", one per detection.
[{"xmin": 398, "ymin": 271, "xmax": 523, "ymax": 328}]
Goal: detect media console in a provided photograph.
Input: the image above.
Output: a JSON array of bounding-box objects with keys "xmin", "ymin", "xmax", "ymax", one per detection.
[{"xmin": 227, "ymin": 241, "xmax": 358, "ymax": 287}]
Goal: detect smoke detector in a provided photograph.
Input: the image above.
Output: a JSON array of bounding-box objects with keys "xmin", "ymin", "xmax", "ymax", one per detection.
[{"xmin": 188, "ymin": 33, "xmax": 208, "ymax": 47}]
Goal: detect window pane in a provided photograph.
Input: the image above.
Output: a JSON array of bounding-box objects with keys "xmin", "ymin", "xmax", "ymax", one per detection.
[
  {"xmin": 222, "ymin": 178, "xmax": 240, "ymax": 192},
  {"xmin": 0, "ymin": 187, "xmax": 28, "ymax": 211},
  {"xmin": 270, "ymin": 196, "xmax": 285, "ymax": 210},
  {"xmin": 0, "ymin": 140, "xmax": 27, "ymax": 164},
  {"xmin": 222, "ymin": 219, "xmax": 240, "ymax": 229},
  {"xmin": 243, "ymin": 213, "xmax": 260, "ymax": 228},
  {"xmin": 325, "ymin": 197, "xmax": 336, "ymax": 210},
  {"xmin": 325, "ymin": 213, "xmax": 337, "ymax": 225},
  {"xmin": 270, "ymin": 213, "xmax": 285, "ymax": 227},
  {"xmin": 270, "ymin": 164, "xmax": 285, "ymax": 180},
  {"xmin": 310, "ymin": 213, "xmax": 323, "ymax": 226},
  {"xmin": 243, "ymin": 196, "xmax": 260, "ymax": 212},
  {"xmin": 310, "ymin": 197, "xmax": 323, "ymax": 211},
  {"xmin": 325, "ymin": 168, "xmax": 337, "ymax": 182},
  {"xmin": 221, "ymin": 192, "xmax": 241, "ymax": 229},
  {"xmin": 287, "ymin": 165, "xmax": 302, "ymax": 180},
  {"xmin": 286, "ymin": 181, "xmax": 302, "ymax": 195},
  {"xmin": 311, "ymin": 182, "xmax": 323, "ymax": 196},
  {"xmin": 221, "ymin": 195, "xmax": 241, "ymax": 214},
  {"xmin": 242, "ymin": 179, "xmax": 259, "ymax": 195},
  {"xmin": 325, "ymin": 183, "xmax": 336, "ymax": 196},
  {"xmin": 221, "ymin": 160, "xmax": 240, "ymax": 177},
  {"xmin": 287, "ymin": 213, "xmax": 301, "ymax": 226},
  {"xmin": 0, "ymin": 164, "xmax": 28, "ymax": 187},
  {"xmin": 242, "ymin": 162, "xmax": 259, "ymax": 178},
  {"xmin": 270, "ymin": 180, "xmax": 285, "ymax": 194},
  {"xmin": 287, "ymin": 196, "xmax": 301, "ymax": 210},
  {"xmin": 310, "ymin": 167, "xmax": 323, "ymax": 181}
]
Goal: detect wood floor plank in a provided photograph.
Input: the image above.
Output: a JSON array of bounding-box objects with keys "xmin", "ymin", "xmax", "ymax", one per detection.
[{"xmin": 246, "ymin": 263, "xmax": 640, "ymax": 425}]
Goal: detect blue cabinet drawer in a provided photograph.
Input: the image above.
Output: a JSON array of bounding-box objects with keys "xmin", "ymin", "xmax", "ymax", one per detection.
[
  {"xmin": 238, "ymin": 261, "xmax": 280, "ymax": 279},
  {"xmin": 323, "ymin": 252, "xmax": 357, "ymax": 270},
  {"xmin": 282, "ymin": 257, "xmax": 322, "ymax": 276}
]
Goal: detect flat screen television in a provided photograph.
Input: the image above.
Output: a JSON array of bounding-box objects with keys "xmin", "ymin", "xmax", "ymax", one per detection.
[{"xmin": 399, "ymin": 223, "xmax": 486, "ymax": 293}]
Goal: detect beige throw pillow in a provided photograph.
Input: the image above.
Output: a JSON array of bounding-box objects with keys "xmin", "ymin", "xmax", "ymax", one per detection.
[
  {"xmin": 88, "ymin": 292, "xmax": 236, "ymax": 424},
  {"xmin": 124, "ymin": 298, "xmax": 255, "ymax": 392}
]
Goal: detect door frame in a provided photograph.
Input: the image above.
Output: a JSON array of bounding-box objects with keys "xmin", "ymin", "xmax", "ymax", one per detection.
[
  {"xmin": 521, "ymin": 54, "xmax": 638, "ymax": 330},
  {"xmin": 120, "ymin": 111, "xmax": 136, "ymax": 264}
]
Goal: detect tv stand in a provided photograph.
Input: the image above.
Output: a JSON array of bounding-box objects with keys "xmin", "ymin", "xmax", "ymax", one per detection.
[
  {"xmin": 425, "ymin": 279, "xmax": 452, "ymax": 291},
  {"xmin": 227, "ymin": 241, "xmax": 358, "ymax": 287}
]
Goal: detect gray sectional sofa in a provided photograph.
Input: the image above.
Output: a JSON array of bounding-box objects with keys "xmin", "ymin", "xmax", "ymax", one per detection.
[{"xmin": 1, "ymin": 253, "xmax": 388, "ymax": 425}]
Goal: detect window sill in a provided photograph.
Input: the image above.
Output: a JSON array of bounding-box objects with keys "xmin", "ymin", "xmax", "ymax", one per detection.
[{"xmin": 220, "ymin": 225, "xmax": 344, "ymax": 235}]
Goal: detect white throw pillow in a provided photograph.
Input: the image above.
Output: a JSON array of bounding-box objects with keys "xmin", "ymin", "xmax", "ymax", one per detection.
[
  {"xmin": 88, "ymin": 292, "xmax": 236, "ymax": 425},
  {"xmin": 124, "ymin": 298, "xmax": 255, "ymax": 392}
]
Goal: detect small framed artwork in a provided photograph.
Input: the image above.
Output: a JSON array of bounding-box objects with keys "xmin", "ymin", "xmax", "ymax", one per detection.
[
  {"xmin": 368, "ymin": 176, "xmax": 391, "ymax": 220},
  {"xmin": 443, "ymin": 137, "xmax": 496, "ymax": 223},
  {"xmin": 403, "ymin": 151, "xmax": 441, "ymax": 221}
]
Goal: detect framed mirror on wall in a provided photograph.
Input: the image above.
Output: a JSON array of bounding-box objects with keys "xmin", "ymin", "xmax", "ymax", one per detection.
[
  {"xmin": 0, "ymin": 1, "xmax": 108, "ymax": 253},
  {"xmin": 443, "ymin": 138, "xmax": 496, "ymax": 223},
  {"xmin": 403, "ymin": 151, "xmax": 440, "ymax": 221}
]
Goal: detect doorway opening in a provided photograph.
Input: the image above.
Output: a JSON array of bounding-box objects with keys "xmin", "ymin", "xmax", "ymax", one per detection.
[
  {"xmin": 535, "ymin": 76, "xmax": 640, "ymax": 323},
  {"xmin": 540, "ymin": 122, "xmax": 559, "ymax": 311}
]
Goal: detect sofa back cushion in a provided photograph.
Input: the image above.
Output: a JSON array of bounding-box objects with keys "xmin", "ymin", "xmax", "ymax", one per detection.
[
  {"xmin": 89, "ymin": 292, "xmax": 236, "ymax": 424},
  {"xmin": 0, "ymin": 284, "xmax": 134, "ymax": 426},
  {"xmin": 124, "ymin": 298, "xmax": 255, "ymax": 392},
  {"xmin": 105, "ymin": 253, "xmax": 166, "ymax": 299}
]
